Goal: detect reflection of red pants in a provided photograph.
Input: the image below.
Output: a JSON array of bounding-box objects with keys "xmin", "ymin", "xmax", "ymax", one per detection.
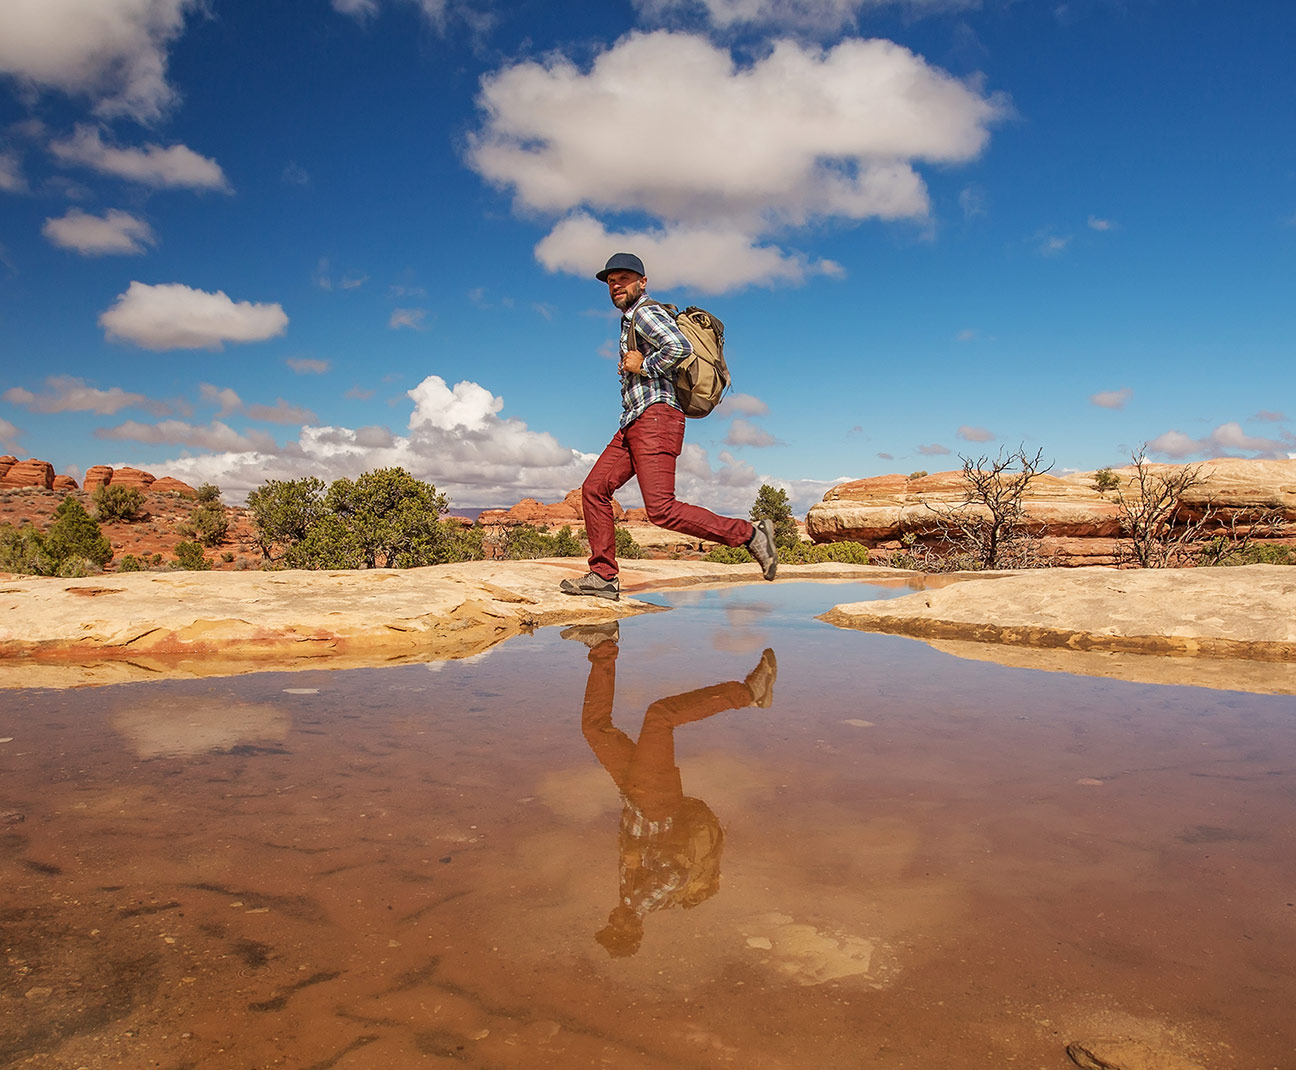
[
  {"xmin": 582, "ymin": 403, "xmax": 753, "ymax": 580},
  {"xmin": 580, "ymin": 644, "xmax": 752, "ymax": 822}
]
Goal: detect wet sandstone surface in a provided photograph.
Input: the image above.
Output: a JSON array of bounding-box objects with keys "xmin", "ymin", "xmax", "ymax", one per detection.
[{"xmin": 2, "ymin": 583, "xmax": 1293, "ymax": 1069}]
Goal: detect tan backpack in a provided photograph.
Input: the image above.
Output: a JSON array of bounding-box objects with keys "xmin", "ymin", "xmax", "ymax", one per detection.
[{"xmin": 630, "ymin": 302, "xmax": 731, "ymax": 418}]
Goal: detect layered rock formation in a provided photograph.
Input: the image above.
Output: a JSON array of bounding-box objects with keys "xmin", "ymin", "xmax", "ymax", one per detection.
[
  {"xmin": 5, "ymin": 459, "xmax": 196, "ymax": 497},
  {"xmin": 0, "ymin": 457, "xmax": 56, "ymax": 490},
  {"xmin": 806, "ymin": 458, "xmax": 1296, "ymax": 565}
]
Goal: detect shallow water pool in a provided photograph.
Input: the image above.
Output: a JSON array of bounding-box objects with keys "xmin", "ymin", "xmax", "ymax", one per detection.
[{"xmin": 2, "ymin": 581, "xmax": 1293, "ymax": 1068}]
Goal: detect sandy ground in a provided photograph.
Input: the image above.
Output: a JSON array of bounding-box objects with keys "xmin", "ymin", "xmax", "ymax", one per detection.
[{"xmin": 3, "ymin": 560, "xmax": 1293, "ymax": 693}]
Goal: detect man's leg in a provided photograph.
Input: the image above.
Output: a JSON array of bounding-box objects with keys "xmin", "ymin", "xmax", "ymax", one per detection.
[
  {"xmin": 626, "ymin": 405, "xmax": 753, "ymax": 547},
  {"xmin": 581, "ymin": 430, "xmax": 635, "ymax": 580}
]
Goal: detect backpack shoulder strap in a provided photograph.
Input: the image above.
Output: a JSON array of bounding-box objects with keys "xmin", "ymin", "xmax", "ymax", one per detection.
[{"xmin": 626, "ymin": 298, "xmax": 670, "ymax": 352}]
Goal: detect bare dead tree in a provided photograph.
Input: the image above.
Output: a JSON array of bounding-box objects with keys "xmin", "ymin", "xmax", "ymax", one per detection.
[
  {"xmin": 1113, "ymin": 449, "xmax": 1208, "ymax": 567},
  {"xmin": 1195, "ymin": 508, "xmax": 1286, "ymax": 566},
  {"xmin": 923, "ymin": 446, "xmax": 1053, "ymax": 569}
]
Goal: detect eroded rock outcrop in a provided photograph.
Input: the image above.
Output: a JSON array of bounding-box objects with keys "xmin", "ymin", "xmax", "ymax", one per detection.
[
  {"xmin": 806, "ymin": 458, "xmax": 1296, "ymax": 564},
  {"xmin": 151, "ymin": 476, "xmax": 197, "ymax": 497},
  {"xmin": 479, "ymin": 488, "xmax": 625, "ymax": 526},
  {"xmin": 52, "ymin": 474, "xmax": 79, "ymax": 491},
  {"xmin": 0, "ymin": 458, "xmax": 55, "ymax": 489}
]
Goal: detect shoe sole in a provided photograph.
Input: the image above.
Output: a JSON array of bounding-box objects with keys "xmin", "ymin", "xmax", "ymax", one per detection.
[{"xmin": 560, "ymin": 586, "xmax": 620, "ymax": 601}]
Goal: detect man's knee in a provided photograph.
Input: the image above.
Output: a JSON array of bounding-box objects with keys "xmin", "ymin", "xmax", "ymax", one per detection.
[{"xmin": 644, "ymin": 497, "xmax": 680, "ymax": 527}]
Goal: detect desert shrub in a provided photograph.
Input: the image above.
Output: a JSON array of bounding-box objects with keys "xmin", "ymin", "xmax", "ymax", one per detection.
[
  {"xmin": 195, "ymin": 482, "xmax": 222, "ymax": 504},
  {"xmin": 440, "ymin": 524, "xmax": 486, "ymax": 563},
  {"xmin": 220, "ymin": 551, "xmax": 234, "ymax": 563},
  {"xmin": 750, "ymin": 484, "xmax": 799, "ymax": 549},
  {"xmin": 93, "ymin": 484, "xmax": 144, "ymax": 522},
  {"xmin": 908, "ymin": 470, "xmax": 928, "ymax": 480},
  {"xmin": 501, "ymin": 523, "xmax": 583, "ymax": 560},
  {"xmin": 282, "ymin": 514, "xmax": 366, "ymax": 570},
  {"xmin": 188, "ymin": 502, "xmax": 229, "ymax": 547},
  {"xmin": 246, "ymin": 476, "xmax": 327, "ymax": 561},
  {"xmin": 703, "ymin": 544, "xmax": 752, "ymax": 564},
  {"xmin": 615, "ymin": 526, "xmax": 644, "ymax": 560},
  {"xmin": 117, "ymin": 554, "xmax": 143, "ymax": 572},
  {"xmin": 45, "ymin": 498, "xmax": 112, "ymax": 570},
  {"xmin": 781, "ymin": 540, "xmax": 873, "ymax": 564},
  {"xmin": 0, "ymin": 524, "xmax": 54, "ymax": 574},
  {"xmin": 174, "ymin": 540, "xmax": 211, "ymax": 570},
  {"xmin": 1092, "ymin": 467, "xmax": 1120, "ymax": 493},
  {"xmin": 326, "ymin": 468, "xmax": 451, "ymax": 568},
  {"xmin": 1202, "ymin": 541, "xmax": 1296, "ymax": 567}
]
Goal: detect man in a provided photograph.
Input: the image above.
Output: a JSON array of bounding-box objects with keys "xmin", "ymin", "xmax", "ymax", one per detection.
[{"xmin": 560, "ymin": 252, "xmax": 778, "ymax": 601}]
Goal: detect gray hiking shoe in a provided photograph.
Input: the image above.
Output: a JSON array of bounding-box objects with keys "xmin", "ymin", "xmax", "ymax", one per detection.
[
  {"xmin": 559, "ymin": 571, "xmax": 621, "ymax": 601},
  {"xmin": 744, "ymin": 648, "xmax": 778, "ymax": 708},
  {"xmin": 560, "ymin": 621, "xmax": 620, "ymax": 648},
  {"xmin": 746, "ymin": 519, "xmax": 778, "ymax": 581}
]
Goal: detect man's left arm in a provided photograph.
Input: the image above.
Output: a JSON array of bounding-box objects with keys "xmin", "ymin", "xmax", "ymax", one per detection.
[{"xmin": 633, "ymin": 305, "xmax": 692, "ymax": 378}]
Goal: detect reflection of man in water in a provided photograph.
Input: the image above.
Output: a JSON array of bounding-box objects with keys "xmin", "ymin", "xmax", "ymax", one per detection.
[{"xmin": 563, "ymin": 622, "xmax": 777, "ymax": 957}]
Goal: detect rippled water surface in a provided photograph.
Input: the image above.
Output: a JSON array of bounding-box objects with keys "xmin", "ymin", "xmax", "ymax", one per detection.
[{"xmin": 2, "ymin": 582, "xmax": 1294, "ymax": 1069}]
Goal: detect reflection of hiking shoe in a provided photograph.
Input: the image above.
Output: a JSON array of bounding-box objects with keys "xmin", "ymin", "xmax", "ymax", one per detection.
[
  {"xmin": 744, "ymin": 648, "xmax": 778, "ymax": 708},
  {"xmin": 560, "ymin": 621, "xmax": 620, "ymax": 648},
  {"xmin": 559, "ymin": 572, "xmax": 621, "ymax": 601},
  {"xmin": 747, "ymin": 519, "xmax": 778, "ymax": 581}
]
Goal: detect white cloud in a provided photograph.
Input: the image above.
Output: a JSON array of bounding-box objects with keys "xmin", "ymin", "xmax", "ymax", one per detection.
[
  {"xmin": 315, "ymin": 258, "xmax": 367, "ymax": 291},
  {"xmin": 725, "ymin": 418, "xmax": 779, "ymax": 447},
  {"xmin": 1037, "ymin": 232, "xmax": 1070, "ymax": 256},
  {"xmin": 96, "ymin": 419, "xmax": 279, "ymax": 453},
  {"xmin": 199, "ymin": 383, "xmax": 242, "ymax": 417},
  {"xmin": 333, "ymin": 0, "xmax": 379, "ymax": 17},
  {"xmin": 0, "ymin": 0, "xmax": 197, "ymax": 122},
  {"xmin": 0, "ymin": 149, "xmax": 26, "ymax": 193},
  {"xmin": 916, "ymin": 442, "xmax": 951, "ymax": 456},
  {"xmin": 247, "ymin": 400, "xmax": 318, "ymax": 425},
  {"xmin": 632, "ymin": 0, "xmax": 977, "ymax": 34},
  {"xmin": 282, "ymin": 161, "xmax": 310, "ymax": 185},
  {"xmin": 714, "ymin": 392, "xmax": 769, "ymax": 417},
  {"xmin": 50, "ymin": 125, "xmax": 229, "ymax": 191},
  {"xmin": 536, "ymin": 213, "xmax": 843, "ymax": 293},
  {"xmin": 3, "ymin": 375, "xmax": 159, "ymax": 414},
  {"xmin": 1087, "ymin": 215, "xmax": 1114, "ymax": 231},
  {"xmin": 956, "ymin": 327, "xmax": 976, "ymax": 342},
  {"xmin": 0, "ymin": 416, "xmax": 21, "ymax": 450},
  {"xmin": 100, "ymin": 282, "xmax": 289, "ymax": 350},
  {"xmin": 1090, "ymin": 387, "xmax": 1132, "ymax": 409},
  {"xmin": 286, "ymin": 358, "xmax": 330, "ymax": 375},
  {"xmin": 471, "ymin": 31, "xmax": 1004, "ymax": 293},
  {"xmin": 958, "ymin": 185, "xmax": 986, "ymax": 220},
  {"xmin": 1147, "ymin": 422, "xmax": 1292, "ymax": 461},
  {"xmin": 1253, "ymin": 410, "xmax": 1287, "ymax": 423},
  {"xmin": 389, "ymin": 307, "xmax": 427, "ymax": 330},
  {"xmin": 42, "ymin": 208, "xmax": 156, "ymax": 255},
  {"xmin": 956, "ymin": 424, "xmax": 994, "ymax": 442}
]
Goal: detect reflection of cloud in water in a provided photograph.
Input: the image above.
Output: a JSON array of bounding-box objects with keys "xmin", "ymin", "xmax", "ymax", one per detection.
[
  {"xmin": 711, "ymin": 628, "xmax": 770, "ymax": 655},
  {"xmin": 111, "ymin": 698, "xmax": 290, "ymax": 758},
  {"xmin": 739, "ymin": 912, "xmax": 877, "ymax": 986},
  {"xmin": 724, "ymin": 602, "xmax": 775, "ymax": 627}
]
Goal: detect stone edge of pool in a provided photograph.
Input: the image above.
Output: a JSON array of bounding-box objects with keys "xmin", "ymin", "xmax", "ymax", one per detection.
[
  {"xmin": 3, "ymin": 561, "xmax": 1292, "ymax": 693},
  {"xmin": 0, "ymin": 559, "xmax": 917, "ymax": 690}
]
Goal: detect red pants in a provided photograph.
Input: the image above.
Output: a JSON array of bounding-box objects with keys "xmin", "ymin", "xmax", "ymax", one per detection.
[{"xmin": 583, "ymin": 403, "xmax": 753, "ymax": 579}]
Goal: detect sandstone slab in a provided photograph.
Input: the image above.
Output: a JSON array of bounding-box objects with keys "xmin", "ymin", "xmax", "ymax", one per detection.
[
  {"xmin": 0, "ymin": 559, "xmax": 904, "ymax": 689},
  {"xmin": 821, "ymin": 564, "xmax": 1296, "ymax": 693}
]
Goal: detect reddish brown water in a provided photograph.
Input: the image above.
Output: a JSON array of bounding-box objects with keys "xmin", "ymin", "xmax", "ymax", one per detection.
[{"xmin": 2, "ymin": 582, "xmax": 1293, "ymax": 1069}]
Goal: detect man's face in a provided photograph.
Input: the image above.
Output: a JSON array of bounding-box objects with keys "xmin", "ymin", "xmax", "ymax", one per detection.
[{"xmin": 606, "ymin": 270, "xmax": 646, "ymax": 311}]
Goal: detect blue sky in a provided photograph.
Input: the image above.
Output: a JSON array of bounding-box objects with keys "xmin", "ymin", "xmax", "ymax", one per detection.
[{"xmin": 1, "ymin": 0, "xmax": 1293, "ymax": 515}]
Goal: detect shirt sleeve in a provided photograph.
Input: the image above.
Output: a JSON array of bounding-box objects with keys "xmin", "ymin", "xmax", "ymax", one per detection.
[{"xmin": 632, "ymin": 303, "xmax": 692, "ymax": 378}]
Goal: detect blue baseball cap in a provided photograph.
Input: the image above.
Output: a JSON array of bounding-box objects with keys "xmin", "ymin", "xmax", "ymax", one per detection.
[{"xmin": 596, "ymin": 252, "xmax": 646, "ymax": 282}]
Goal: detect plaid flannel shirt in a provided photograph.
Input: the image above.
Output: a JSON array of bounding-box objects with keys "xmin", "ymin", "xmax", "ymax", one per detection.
[{"xmin": 619, "ymin": 295, "xmax": 692, "ymax": 428}]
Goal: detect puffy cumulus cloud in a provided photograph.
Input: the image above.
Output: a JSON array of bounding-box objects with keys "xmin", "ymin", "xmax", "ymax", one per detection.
[
  {"xmin": 3, "ymin": 374, "xmax": 162, "ymax": 415},
  {"xmin": 142, "ymin": 375, "xmax": 596, "ymax": 506},
  {"xmin": 0, "ymin": 0, "xmax": 198, "ymax": 122},
  {"xmin": 246, "ymin": 400, "xmax": 318, "ymax": 425},
  {"xmin": 286, "ymin": 358, "xmax": 330, "ymax": 375},
  {"xmin": 0, "ymin": 149, "xmax": 26, "ymax": 193},
  {"xmin": 536, "ymin": 214, "xmax": 840, "ymax": 293},
  {"xmin": 100, "ymin": 282, "xmax": 288, "ymax": 350},
  {"xmin": 96, "ymin": 419, "xmax": 279, "ymax": 453},
  {"xmin": 471, "ymin": 31, "xmax": 1004, "ymax": 292},
  {"xmin": 42, "ymin": 208, "xmax": 156, "ymax": 255},
  {"xmin": 1090, "ymin": 387, "xmax": 1132, "ymax": 409},
  {"xmin": 50, "ymin": 125, "xmax": 229, "ymax": 191},
  {"xmin": 725, "ymin": 418, "xmax": 780, "ymax": 447},
  {"xmin": 1148, "ymin": 422, "xmax": 1293, "ymax": 461},
  {"xmin": 714, "ymin": 392, "xmax": 769, "ymax": 417},
  {"xmin": 633, "ymin": 0, "xmax": 976, "ymax": 34},
  {"xmin": 916, "ymin": 442, "xmax": 951, "ymax": 456},
  {"xmin": 0, "ymin": 416, "xmax": 21, "ymax": 450}
]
